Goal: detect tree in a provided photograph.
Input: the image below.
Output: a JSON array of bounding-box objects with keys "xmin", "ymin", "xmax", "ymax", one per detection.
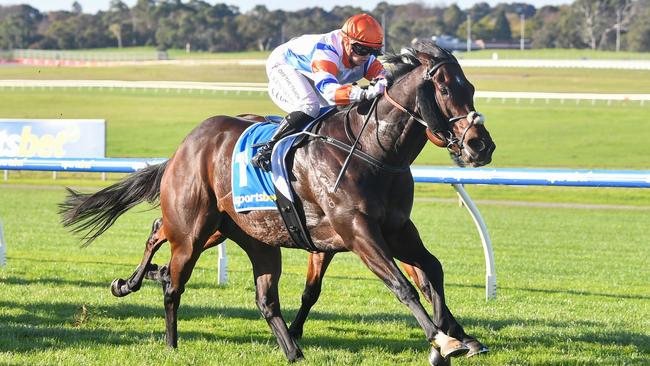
[
  {"xmin": 105, "ymin": 0, "xmax": 132, "ymax": 48},
  {"xmin": 624, "ymin": 0, "xmax": 650, "ymax": 51},
  {"xmin": 555, "ymin": 5, "xmax": 587, "ymax": 48},
  {"xmin": 109, "ymin": 23, "xmax": 123, "ymax": 48},
  {"xmin": 4, "ymin": 0, "xmax": 648, "ymax": 53},
  {"xmin": 236, "ymin": 5, "xmax": 287, "ymax": 51},
  {"xmin": 493, "ymin": 10, "xmax": 512, "ymax": 40},
  {"xmin": 44, "ymin": 12, "xmax": 77, "ymax": 49},
  {"xmin": 443, "ymin": 4, "xmax": 464, "ymax": 34},
  {"xmin": 573, "ymin": 0, "xmax": 633, "ymax": 50},
  {"xmin": 131, "ymin": 0, "xmax": 156, "ymax": 46},
  {"xmin": 0, "ymin": 5, "xmax": 42, "ymax": 49},
  {"xmin": 468, "ymin": 2, "xmax": 491, "ymax": 22},
  {"xmin": 283, "ymin": 7, "xmax": 338, "ymax": 41},
  {"xmin": 530, "ymin": 6, "xmax": 562, "ymax": 48},
  {"xmin": 154, "ymin": 17, "xmax": 177, "ymax": 50},
  {"xmin": 388, "ymin": 19, "xmax": 415, "ymax": 49},
  {"xmin": 72, "ymin": 1, "xmax": 83, "ymax": 14}
]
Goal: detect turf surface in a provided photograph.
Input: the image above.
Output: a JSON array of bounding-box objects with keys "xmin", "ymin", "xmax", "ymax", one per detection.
[{"xmin": 0, "ymin": 187, "xmax": 648, "ymax": 366}]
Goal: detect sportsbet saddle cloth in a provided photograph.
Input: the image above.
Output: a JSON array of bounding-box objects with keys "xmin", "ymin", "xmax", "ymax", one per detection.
[{"xmin": 231, "ymin": 107, "xmax": 336, "ymax": 251}]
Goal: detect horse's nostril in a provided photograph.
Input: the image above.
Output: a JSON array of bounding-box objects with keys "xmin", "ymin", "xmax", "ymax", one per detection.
[{"xmin": 466, "ymin": 138, "xmax": 486, "ymax": 152}]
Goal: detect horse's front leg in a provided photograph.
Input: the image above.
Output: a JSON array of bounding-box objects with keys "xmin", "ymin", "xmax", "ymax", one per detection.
[
  {"xmin": 387, "ymin": 219, "xmax": 487, "ymax": 357},
  {"xmin": 289, "ymin": 251, "xmax": 336, "ymax": 340},
  {"xmin": 402, "ymin": 263, "xmax": 489, "ymax": 357},
  {"xmin": 340, "ymin": 216, "xmax": 468, "ymax": 363}
]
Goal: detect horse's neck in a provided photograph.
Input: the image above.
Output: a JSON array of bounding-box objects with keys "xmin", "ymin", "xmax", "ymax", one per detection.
[{"xmin": 355, "ymin": 77, "xmax": 427, "ymax": 167}]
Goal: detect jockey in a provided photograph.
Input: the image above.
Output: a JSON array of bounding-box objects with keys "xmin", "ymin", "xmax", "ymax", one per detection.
[{"xmin": 251, "ymin": 13, "xmax": 388, "ymax": 171}]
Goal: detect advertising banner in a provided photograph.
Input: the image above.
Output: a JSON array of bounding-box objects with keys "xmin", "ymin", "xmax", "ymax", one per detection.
[{"xmin": 0, "ymin": 119, "xmax": 105, "ymax": 158}]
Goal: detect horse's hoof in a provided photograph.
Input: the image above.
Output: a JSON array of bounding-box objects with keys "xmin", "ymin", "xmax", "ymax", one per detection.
[
  {"xmin": 440, "ymin": 341, "xmax": 469, "ymax": 358},
  {"xmin": 429, "ymin": 347, "xmax": 451, "ymax": 366},
  {"xmin": 435, "ymin": 333, "xmax": 469, "ymax": 359},
  {"xmin": 465, "ymin": 339, "xmax": 489, "ymax": 357},
  {"xmin": 110, "ymin": 278, "xmax": 130, "ymax": 297},
  {"xmin": 287, "ymin": 349, "xmax": 304, "ymax": 363}
]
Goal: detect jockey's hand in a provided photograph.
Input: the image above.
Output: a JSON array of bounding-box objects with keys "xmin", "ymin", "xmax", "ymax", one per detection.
[
  {"xmin": 349, "ymin": 85, "xmax": 366, "ymax": 102},
  {"xmin": 364, "ymin": 78, "xmax": 387, "ymax": 100}
]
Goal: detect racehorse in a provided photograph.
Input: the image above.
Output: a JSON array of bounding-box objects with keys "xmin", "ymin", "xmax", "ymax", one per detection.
[{"xmin": 59, "ymin": 41, "xmax": 495, "ymax": 365}]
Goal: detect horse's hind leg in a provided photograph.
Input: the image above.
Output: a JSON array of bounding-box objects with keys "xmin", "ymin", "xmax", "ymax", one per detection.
[
  {"xmin": 143, "ymin": 229, "xmax": 226, "ymax": 284},
  {"xmin": 162, "ymin": 212, "xmax": 221, "ymax": 348},
  {"xmin": 288, "ymin": 251, "xmax": 335, "ymax": 340},
  {"xmin": 224, "ymin": 222, "xmax": 303, "ymax": 362},
  {"xmin": 111, "ymin": 218, "xmax": 167, "ymax": 297}
]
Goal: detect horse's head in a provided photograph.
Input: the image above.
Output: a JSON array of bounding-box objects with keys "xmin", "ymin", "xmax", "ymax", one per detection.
[{"xmin": 384, "ymin": 41, "xmax": 495, "ymax": 167}]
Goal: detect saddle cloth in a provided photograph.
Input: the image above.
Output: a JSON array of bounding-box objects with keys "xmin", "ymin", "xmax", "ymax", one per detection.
[{"xmin": 231, "ymin": 107, "xmax": 335, "ymax": 213}]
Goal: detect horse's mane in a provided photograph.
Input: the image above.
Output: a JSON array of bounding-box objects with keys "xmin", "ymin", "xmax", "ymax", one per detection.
[{"xmin": 382, "ymin": 40, "xmax": 457, "ymax": 84}]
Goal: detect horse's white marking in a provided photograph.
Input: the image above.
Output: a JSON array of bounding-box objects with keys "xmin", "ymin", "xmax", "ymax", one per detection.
[{"xmin": 468, "ymin": 111, "xmax": 485, "ymax": 125}]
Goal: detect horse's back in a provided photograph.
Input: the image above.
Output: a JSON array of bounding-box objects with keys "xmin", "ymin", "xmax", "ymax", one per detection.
[{"xmin": 161, "ymin": 115, "xmax": 251, "ymax": 207}]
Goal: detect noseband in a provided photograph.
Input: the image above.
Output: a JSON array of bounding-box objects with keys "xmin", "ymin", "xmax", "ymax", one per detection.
[{"xmin": 383, "ymin": 59, "xmax": 484, "ymax": 156}]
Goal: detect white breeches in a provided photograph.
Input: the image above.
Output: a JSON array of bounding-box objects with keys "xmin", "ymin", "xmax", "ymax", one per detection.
[{"xmin": 266, "ymin": 63, "xmax": 322, "ymax": 118}]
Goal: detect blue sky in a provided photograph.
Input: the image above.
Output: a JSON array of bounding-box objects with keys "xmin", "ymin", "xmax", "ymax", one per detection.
[{"xmin": 0, "ymin": 0, "xmax": 569, "ymax": 14}]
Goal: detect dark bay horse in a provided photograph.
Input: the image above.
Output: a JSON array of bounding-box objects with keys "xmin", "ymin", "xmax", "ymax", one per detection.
[{"xmin": 60, "ymin": 41, "xmax": 495, "ymax": 365}]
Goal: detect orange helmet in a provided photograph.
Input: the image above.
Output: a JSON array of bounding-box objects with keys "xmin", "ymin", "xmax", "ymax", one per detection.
[{"xmin": 341, "ymin": 14, "xmax": 383, "ymax": 48}]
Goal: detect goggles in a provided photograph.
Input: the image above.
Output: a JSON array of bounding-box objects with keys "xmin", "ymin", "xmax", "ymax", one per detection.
[{"xmin": 351, "ymin": 43, "xmax": 383, "ymax": 57}]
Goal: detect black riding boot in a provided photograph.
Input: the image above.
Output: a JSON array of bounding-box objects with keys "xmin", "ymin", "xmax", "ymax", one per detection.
[{"xmin": 251, "ymin": 111, "xmax": 312, "ymax": 171}]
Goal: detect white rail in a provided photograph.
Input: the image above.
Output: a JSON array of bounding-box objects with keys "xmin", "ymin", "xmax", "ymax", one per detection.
[
  {"xmin": 459, "ymin": 59, "xmax": 650, "ymax": 70},
  {"xmin": 1, "ymin": 80, "xmax": 649, "ymax": 103},
  {"xmin": 6, "ymin": 57, "xmax": 650, "ymax": 70}
]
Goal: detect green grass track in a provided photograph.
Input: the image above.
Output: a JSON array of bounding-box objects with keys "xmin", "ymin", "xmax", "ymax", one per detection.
[{"xmin": 0, "ymin": 187, "xmax": 648, "ymax": 365}]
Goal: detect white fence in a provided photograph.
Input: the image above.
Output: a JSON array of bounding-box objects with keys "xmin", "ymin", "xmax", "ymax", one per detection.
[
  {"xmin": 1, "ymin": 80, "xmax": 649, "ymax": 104},
  {"xmin": 4, "ymin": 55, "xmax": 650, "ymax": 70},
  {"xmin": 458, "ymin": 59, "xmax": 650, "ymax": 70}
]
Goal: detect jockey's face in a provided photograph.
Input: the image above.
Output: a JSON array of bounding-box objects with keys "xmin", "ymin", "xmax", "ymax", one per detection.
[{"xmin": 343, "ymin": 37, "xmax": 370, "ymax": 67}]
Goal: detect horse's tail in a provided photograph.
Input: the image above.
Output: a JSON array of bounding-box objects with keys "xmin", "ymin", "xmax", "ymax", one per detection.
[{"xmin": 59, "ymin": 161, "xmax": 169, "ymax": 246}]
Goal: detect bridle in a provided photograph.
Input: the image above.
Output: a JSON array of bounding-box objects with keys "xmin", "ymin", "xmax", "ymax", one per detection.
[
  {"xmin": 382, "ymin": 57, "xmax": 485, "ymax": 157},
  {"xmin": 326, "ymin": 53, "xmax": 487, "ymax": 184}
]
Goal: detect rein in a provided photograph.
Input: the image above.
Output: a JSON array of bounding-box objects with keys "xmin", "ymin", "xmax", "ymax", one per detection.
[
  {"xmin": 302, "ymin": 97, "xmax": 408, "ymax": 186},
  {"xmin": 330, "ymin": 97, "xmax": 379, "ymax": 192}
]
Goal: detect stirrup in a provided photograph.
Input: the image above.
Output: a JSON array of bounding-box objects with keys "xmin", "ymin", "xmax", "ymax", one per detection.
[{"xmin": 251, "ymin": 145, "xmax": 272, "ymax": 171}]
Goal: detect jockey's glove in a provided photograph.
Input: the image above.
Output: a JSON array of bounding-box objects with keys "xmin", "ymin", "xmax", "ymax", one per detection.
[
  {"xmin": 349, "ymin": 85, "xmax": 365, "ymax": 102},
  {"xmin": 364, "ymin": 78, "xmax": 387, "ymax": 100}
]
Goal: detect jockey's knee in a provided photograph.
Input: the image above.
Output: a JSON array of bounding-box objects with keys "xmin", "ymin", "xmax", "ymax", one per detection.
[
  {"xmin": 297, "ymin": 102, "xmax": 320, "ymax": 119},
  {"xmin": 287, "ymin": 110, "xmax": 315, "ymax": 128}
]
